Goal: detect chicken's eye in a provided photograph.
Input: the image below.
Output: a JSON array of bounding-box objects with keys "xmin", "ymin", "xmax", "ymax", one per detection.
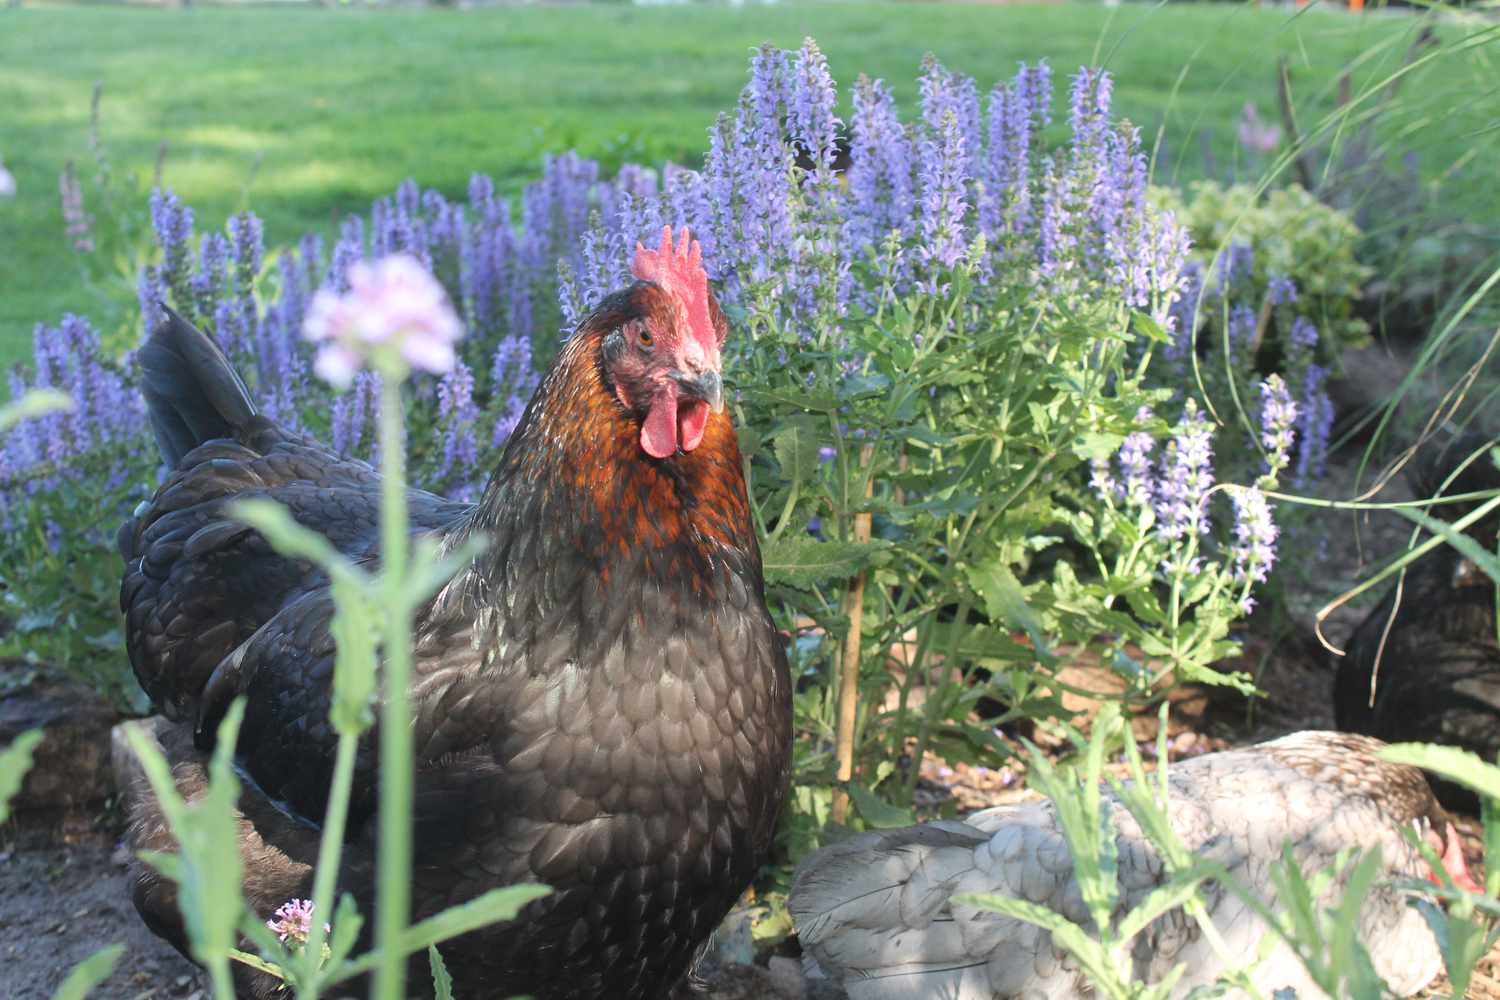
[{"xmin": 639, "ymin": 328, "xmax": 654, "ymax": 348}]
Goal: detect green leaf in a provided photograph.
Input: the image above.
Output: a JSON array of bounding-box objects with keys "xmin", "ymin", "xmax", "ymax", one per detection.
[
  {"xmin": 838, "ymin": 373, "xmax": 891, "ymax": 401},
  {"xmin": 328, "ymin": 885, "xmax": 551, "ymax": 986},
  {"xmin": 49, "ymin": 944, "xmax": 124, "ymax": 1000},
  {"xmin": 846, "ymin": 783, "xmax": 915, "ymax": 829},
  {"xmin": 1131, "ymin": 311, "xmax": 1170, "ymax": 344},
  {"xmin": 325, "ymin": 893, "xmax": 365, "ymax": 970},
  {"xmin": 771, "ymin": 417, "xmax": 825, "ymax": 484},
  {"xmin": 1381, "ymin": 743, "xmax": 1500, "ymax": 803},
  {"xmin": 1070, "ymin": 432, "xmax": 1126, "ymax": 462},
  {"xmin": 965, "ymin": 560, "xmax": 1045, "ymax": 643},
  {"xmin": 126, "ymin": 704, "xmax": 248, "ymax": 977},
  {"xmin": 0, "ymin": 730, "xmax": 43, "ymax": 824},
  {"xmin": 760, "ymin": 537, "xmax": 891, "ymax": 589},
  {"xmin": 429, "ymin": 944, "xmax": 454, "ymax": 1000},
  {"xmin": 1389, "ymin": 499, "xmax": 1500, "ymax": 588}
]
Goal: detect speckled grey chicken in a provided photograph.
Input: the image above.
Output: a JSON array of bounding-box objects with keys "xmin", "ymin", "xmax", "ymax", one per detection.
[
  {"xmin": 117, "ymin": 228, "xmax": 792, "ymax": 999},
  {"xmin": 790, "ymin": 732, "xmax": 1475, "ymax": 1000},
  {"xmin": 1335, "ymin": 432, "xmax": 1500, "ymax": 811}
]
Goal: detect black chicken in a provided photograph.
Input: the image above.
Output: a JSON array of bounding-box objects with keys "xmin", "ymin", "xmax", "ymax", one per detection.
[
  {"xmin": 1334, "ymin": 432, "xmax": 1500, "ymax": 810},
  {"xmin": 117, "ymin": 228, "xmax": 793, "ymax": 998}
]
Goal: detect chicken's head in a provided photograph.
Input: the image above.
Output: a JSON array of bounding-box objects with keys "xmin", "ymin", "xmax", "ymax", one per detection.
[
  {"xmin": 600, "ymin": 225, "xmax": 726, "ymax": 460},
  {"xmin": 1421, "ymin": 817, "xmax": 1483, "ymax": 894}
]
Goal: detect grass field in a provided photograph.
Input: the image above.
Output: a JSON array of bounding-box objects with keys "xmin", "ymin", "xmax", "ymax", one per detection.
[{"xmin": 1, "ymin": 2, "xmax": 1496, "ymax": 374}]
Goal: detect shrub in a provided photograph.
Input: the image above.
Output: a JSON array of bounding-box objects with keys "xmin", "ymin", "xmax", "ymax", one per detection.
[
  {"xmin": 1, "ymin": 44, "xmax": 1305, "ymax": 858},
  {"xmin": 1158, "ymin": 180, "xmax": 1373, "ymax": 360}
]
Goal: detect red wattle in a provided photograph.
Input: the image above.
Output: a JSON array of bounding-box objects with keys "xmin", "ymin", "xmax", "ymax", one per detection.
[
  {"xmin": 678, "ymin": 399, "xmax": 709, "ymax": 453},
  {"xmin": 641, "ymin": 385, "xmax": 679, "ymax": 459}
]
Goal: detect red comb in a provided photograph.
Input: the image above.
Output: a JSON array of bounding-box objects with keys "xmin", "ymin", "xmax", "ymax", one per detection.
[{"xmin": 632, "ymin": 226, "xmax": 715, "ymax": 357}]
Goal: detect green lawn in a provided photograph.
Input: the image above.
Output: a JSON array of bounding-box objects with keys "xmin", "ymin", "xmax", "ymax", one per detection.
[{"xmin": 1, "ymin": 2, "xmax": 1496, "ymax": 375}]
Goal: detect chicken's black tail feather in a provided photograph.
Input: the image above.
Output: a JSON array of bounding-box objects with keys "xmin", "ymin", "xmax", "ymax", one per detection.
[{"xmin": 139, "ymin": 305, "xmax": 257, "ymax": 466}]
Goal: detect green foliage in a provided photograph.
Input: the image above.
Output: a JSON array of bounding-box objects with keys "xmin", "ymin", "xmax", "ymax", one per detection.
[
  {"xmin": 1162, "ymin": 180, "xmax": 1374, "ymax": 358},
  {"xmin": 0, "ymin": 444, "xmax": 156, "ymax": 712}
]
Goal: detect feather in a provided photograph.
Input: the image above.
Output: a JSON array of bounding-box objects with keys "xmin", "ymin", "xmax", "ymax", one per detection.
[{"xmin": 790, "ymin": 733, "xmax": 1449, "ymax": 1000}]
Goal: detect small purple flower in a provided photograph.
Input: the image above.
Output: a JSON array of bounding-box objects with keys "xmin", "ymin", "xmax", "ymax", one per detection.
[
  {"xmin": 1294, "ymin": 364, "xmax": 1334, "ymax": 489},
  {"xmin": 917, "ymin": 108, "xmax": 969, "ymax": 274},
  {"xmin": 435, "ymin": 360, "xmax": 480, "ymax": 481},
  {"xmin": 1117, "ymin": 414, "xmax": 1156, "ymax": 508},
  {"xmin": 1237, "ymin": 102, "xmax": 1281, "ymax": 154},
  {"xmin": 60, "ymin": 162, "xmax": 95, "ymax": 253},
  {"xmin": 1268, "ymin": 275, "xmax": 1298, "ymax": 307},
  {"xmin": 1165, "ymin": 260, "xmax": 1205, "ymax": 364},
  {"xmin": 266, "ymin": 898, "xmax": 323, "ymax": 947},
  {"xmin": 1068, "ymin": 67, "xmax": 1113, "ymax": 156},
  {"xmin": 1214, "ymin": 241, "xmax": 1254, "ymax": 298},
  {"xmin": 846, "ymin": 75, "xmax": 914, "ymax": 253},
  {"xmin": 323, "ymin": 218, "xmax": 362, "ymax": 299},
  {"xmin": 1230, "ymin": 485, "xmax": 1278, "ymax": 584},
  {"xmin": 1288, "ymin": 315, "xmax": 1319, "ymax": 360},
  {"xmin": 1228, "ymin": 304, "xmax": 1257, "ymax": 358},
  {"xmin": 1089, "ymin": 457, "xmax": 1117, "ymax": 502},
  {"xmin": 138, "ymin": 265, "xmax": 166, "ymax": 334},
  {"xmin": 788, "ymin": 38, "xmax": 840, "ymax": 187},
  {"xmin": 303, "ymin": 254, "xmax": 463, "ymax": 388},
  {"xmin": 191, "ymin": 233, "xmax": 229, "ymax": 315},
  {"xmin": 818, "ymin": 446, "xmax": 836, "ymax": 465},
  {"xmin": 226, "ymin": 209, "xmax": 263, "ymax": 279},
  {"xmin": 1154, "ymin": 401, "xmax": 1214, "ymax": 543},
  {"xmin": 1257, "ymin": 374, "xmax": 1297, "ymax": 479},
  {"xmin": 331, "ymin": 370, "xmax": 378, "ymax": 458}
]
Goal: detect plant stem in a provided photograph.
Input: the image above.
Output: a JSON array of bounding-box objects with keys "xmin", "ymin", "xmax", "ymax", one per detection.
[
  {"xmin": 831, "ymin": 444, "xmax": 875, "ymax": 826},
  {"xmin": 375, "ymin": 374, "xmax": 413, "ymax": 1000},
  {"xmin": 302, "ymin": 730, "xmax": 360, "ymax": 997}
]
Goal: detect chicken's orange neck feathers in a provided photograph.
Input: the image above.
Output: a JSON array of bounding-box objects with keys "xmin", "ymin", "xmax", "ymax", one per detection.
[{"xmin": 467, "ymin": 323, "xmax": 756, "ymax": 580}]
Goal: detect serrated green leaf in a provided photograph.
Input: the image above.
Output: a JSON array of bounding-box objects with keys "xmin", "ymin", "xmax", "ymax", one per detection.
[
  {"xmin": 771, "ymin": 417, "xmax": 824, "ymax": 484},
  {"xmin": 429, "ymin": 944, "xmax": 455, "ymax": 1000},
  {"xmin": 965, "ymin": 560, "xmax": 1044, "ymax": 642},
  {"xmin": 761, "ymin": 537, "xmax": 891, "ymax": 589}
]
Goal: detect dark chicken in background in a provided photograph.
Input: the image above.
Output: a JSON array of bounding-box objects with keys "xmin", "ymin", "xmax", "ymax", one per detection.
[
  {"xmin": 1335, "ymin": 431, "xmax": 1500, "ymax": 811},
  {"xmin": 116, "ymin": 228, "xmax": 792, "ymax": 999}
]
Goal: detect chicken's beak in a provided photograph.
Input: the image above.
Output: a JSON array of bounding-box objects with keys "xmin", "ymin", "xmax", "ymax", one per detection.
[{"xmin": 675, "ymin": 370, "xmax": 724, "ymax": 413}]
